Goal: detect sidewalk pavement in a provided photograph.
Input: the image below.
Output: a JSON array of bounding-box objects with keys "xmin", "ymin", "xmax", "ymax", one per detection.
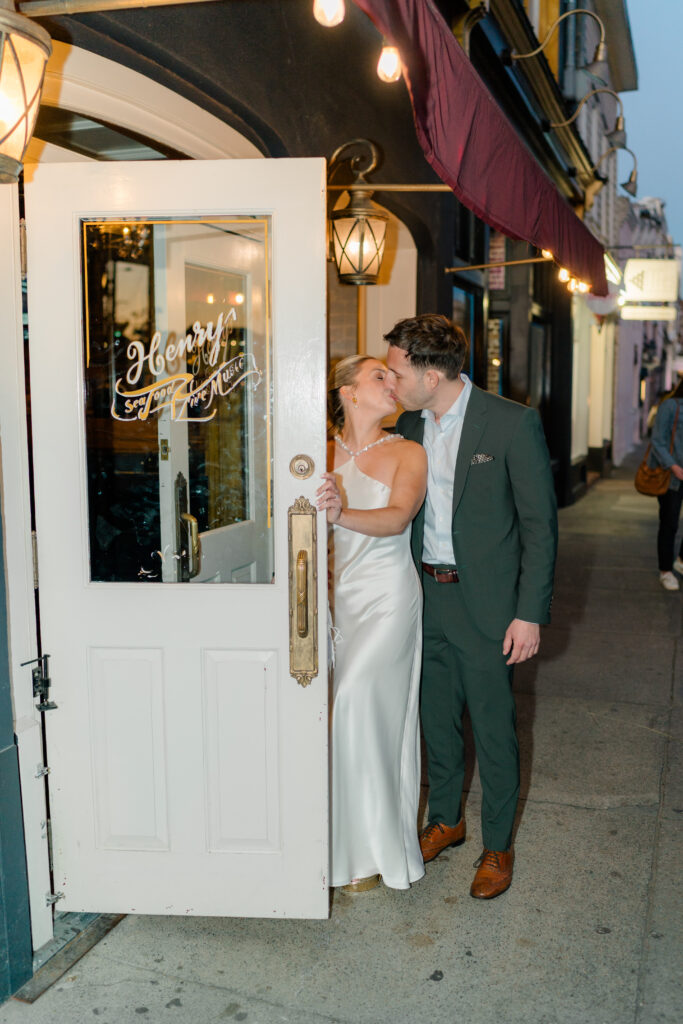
[{"xmin": 2, "ymin": 458, "xmax": 681, "ymax": 1024}]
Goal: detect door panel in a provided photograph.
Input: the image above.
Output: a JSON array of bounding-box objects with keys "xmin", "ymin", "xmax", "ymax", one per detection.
[{"xmin": 25, "ymin": 159, "xmax": 328, "ymax": 917}]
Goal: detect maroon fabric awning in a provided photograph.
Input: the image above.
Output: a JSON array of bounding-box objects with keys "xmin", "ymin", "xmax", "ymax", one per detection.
[{"xmin": 352, "ymin": 0, "xmax": 608, "ymax": 295}]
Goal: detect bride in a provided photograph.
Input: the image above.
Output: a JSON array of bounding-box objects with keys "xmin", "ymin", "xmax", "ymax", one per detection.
[{"xmin": 317, "ymin": 354, "xmax": 427, "ymax": 892}]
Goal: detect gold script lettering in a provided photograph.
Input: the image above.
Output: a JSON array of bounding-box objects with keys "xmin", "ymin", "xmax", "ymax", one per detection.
[
  {"xmin": 112, "ymin": 352, "xmax": 262, "ymax": 423},
  {"xmin": 113, "ymin": 307, "xmax": 254, "ymax": 422}
]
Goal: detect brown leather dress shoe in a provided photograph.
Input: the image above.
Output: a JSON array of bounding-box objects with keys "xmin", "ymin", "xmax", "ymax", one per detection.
[
  {"xmin": 470, "ymin": 848, "xmax": 513, "ymax": 899},
  {"xmin": 419, "ymin": 819, "xmax": 466, "ymax": 863}
]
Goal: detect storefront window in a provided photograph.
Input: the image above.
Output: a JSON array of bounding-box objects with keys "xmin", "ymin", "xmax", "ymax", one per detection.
[{"xmin": 452, "ymin": 284, "xmax": 476, "ymax": 380}]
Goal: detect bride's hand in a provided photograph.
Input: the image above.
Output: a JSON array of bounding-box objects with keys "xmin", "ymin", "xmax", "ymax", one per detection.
[{"xmin": 316, "ymin": 473, "xmax": 343, "ymax": 523}]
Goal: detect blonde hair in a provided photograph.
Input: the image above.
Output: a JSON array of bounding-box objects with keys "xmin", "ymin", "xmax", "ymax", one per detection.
[{"xmin": 327, "ymin": 355, "xmax": 375, "ymax": 431}]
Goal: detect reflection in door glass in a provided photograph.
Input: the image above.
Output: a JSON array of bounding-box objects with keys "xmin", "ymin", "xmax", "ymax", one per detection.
[{"xmin": 82, "ymin": 218, "xmax": 273, "ymax": 584}]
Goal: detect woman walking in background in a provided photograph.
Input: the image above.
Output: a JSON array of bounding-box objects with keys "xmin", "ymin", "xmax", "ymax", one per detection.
[{"xmin": 651, "ymin": 378, "xmax": 683, "ymax": 591}]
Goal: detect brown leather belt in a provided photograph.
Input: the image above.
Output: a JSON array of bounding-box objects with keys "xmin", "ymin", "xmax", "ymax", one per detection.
[{"xmin": 422, "ymin": 563, "xmax": 459, "ymax": 583}]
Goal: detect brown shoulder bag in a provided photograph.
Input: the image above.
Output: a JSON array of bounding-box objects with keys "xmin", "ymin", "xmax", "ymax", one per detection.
[{"xmin": 635, "ymin": 403, "xmax": 680, "ymax": 496}]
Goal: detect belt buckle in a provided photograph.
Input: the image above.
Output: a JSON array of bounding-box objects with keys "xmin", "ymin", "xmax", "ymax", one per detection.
[{"xmin": 424, "ymin": 563, "xmax": 458, "ymax": 583}]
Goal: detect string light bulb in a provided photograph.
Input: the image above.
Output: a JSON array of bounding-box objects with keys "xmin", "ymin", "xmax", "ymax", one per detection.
[
  {"xmin": 313, "ymin": 0, "xmax": 345, "ymax": 28},
  {"xmin": 568, "ymin": 278, "xmax": 578, "ymax": 292},
  {"xmin": 377, "ymin": 43, "xmax": 402, "ymax": 83},
  {"xmin": 558, "ymin": 268, "xmax": 570, "ymax": 282},
  {"xmin": 577, "ymin": 281, "xmax": 590, "ymax": 294},
  {"xmin": 541, "ymin": 249, "xmax": 553, "ymax": 260}
]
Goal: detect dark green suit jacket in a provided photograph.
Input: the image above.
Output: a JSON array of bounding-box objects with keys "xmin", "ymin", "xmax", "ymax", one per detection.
[{"xmin": 397, "ymin": 385, "xmax": 558, "ymax": 640}]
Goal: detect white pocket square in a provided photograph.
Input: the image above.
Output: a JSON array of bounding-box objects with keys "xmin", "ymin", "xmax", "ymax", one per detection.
[{"xmin": 471, "ymin": 453, "xmax": 494, "ymax": 465}]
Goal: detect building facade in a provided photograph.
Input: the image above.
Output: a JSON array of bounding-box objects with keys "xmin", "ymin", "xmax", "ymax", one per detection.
[{"xmin": 0, "ymin": 0, "xmax": 640, "ymax": 997}]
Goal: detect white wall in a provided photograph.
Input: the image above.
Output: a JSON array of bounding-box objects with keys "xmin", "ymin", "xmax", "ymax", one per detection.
[
  {"xmin": 588, "ymin": 320, "xmax": 615, "ymax": 450},
  {"xmin": 365, "ymin": 212, "xmax": 417, "ymax": 359}
]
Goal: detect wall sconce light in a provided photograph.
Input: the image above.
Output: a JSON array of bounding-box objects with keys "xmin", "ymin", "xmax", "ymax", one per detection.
[
  {"xmin": 549, "ymin": 88, "xmax": 626, "ymax": 149},
  {"xmin": 0, "ymin": 0, "xmax": 52, "ymax": 184},
  {"xmin": 508, "ymin": 7, "xmax": 607, "ymax": 80},
  {"xmin": 620, "ymin": 166, "xmax": 638, "ymax": 197},
  {"xmin": 591, "ymin": 145, "xmax": 638, "ymax": 197},
  {"xmin": 313, "ymin": 0, "xmax": 345, "ymax": 28},
  {"xmin": 328, "ymin": 139, "xmax": 388, "ymax": 285},
  {"xmin": 377, "ymin": 41, "xmax": 402, "ymax": 83}
]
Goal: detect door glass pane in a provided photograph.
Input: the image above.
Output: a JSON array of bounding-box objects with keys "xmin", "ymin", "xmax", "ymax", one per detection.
[{"xmin": 81, "ymin": 217, "xmax": 273, "ymax": 584}]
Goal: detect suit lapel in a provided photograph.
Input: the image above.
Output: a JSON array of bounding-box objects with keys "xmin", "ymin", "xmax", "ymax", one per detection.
[
  {"xmin": 398, "ymin": 411, "xmax": 425, "ymax": 563},
  {"xmin": 399, "ymin": 411, "xmax": 424, "ymax": 445},
  {"xmin": 452, "ymin": 386, "xmax": 488, "ymax": 517}
]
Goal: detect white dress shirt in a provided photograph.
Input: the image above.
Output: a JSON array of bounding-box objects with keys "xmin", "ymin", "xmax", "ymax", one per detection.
[{"xmin": 421, "ymin": 374, "xmax": 472, "ymax": 565}]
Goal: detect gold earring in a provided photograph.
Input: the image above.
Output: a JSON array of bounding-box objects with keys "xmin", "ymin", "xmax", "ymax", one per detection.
[{"xmin": 352, "ymin": 394, "xmax": 358, "ymax": 405}]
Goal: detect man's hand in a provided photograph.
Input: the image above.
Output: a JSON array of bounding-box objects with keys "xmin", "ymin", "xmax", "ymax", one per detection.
[
  {"xmin": 671, "ymin": 464, "xmax": 683, "ymax": 481},
  {"xmin": 503, "ymin": 619, "xmax": 540, "ymax": 665}
]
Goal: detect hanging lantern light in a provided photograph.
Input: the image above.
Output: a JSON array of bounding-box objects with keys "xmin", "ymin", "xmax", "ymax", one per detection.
[
  {"xmin": 331, "ymin": 190, "xmax": 388, "ymax": 285},
  {"xmin": 328, "ymin": 139, "xmax": 388, "ymax": 285},
  {"xmin": 0, "ymin": 2, "xmax": 51, "ymax": 184}
]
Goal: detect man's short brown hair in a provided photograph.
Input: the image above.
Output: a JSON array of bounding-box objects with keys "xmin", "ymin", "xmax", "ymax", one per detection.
[{"xmin": 384, "ymin": 314, "xmax": 468, "ymax": 381}]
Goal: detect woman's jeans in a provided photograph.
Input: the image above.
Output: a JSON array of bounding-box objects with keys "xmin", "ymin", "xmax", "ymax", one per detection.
[{"xmin": 657, "ymin": 483, "xmax": 683, "ymax": 571}]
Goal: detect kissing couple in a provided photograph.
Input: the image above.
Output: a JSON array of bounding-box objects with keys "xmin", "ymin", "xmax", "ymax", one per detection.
[{"xmin": 318, "ymin": 314, "xmax": 557, "ymax": 900}]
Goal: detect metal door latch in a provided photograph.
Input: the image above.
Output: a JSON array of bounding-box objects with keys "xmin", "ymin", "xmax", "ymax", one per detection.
[
  {"xmin": 46, "ymin": 892, "xmax": 64, "ymax": 907},
  {"xmin": 21, "ymin": 654, "xmax": 57, "ymax": 712}
]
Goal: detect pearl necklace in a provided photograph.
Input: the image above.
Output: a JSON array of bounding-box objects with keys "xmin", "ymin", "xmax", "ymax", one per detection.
[{"xmin": 334, "ymin": 433, "xmax": 402, "ymax": 458}]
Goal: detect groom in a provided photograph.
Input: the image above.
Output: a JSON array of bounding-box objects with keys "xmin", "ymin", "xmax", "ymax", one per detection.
[{"xmin": 385, "ymin": 314, "xmax": 557, "ymax": 899}]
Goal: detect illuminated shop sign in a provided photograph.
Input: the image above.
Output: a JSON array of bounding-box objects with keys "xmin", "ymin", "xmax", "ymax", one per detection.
[{"xmin": 623, "ymin": 259, "xmax": 679, "ymax": 303}]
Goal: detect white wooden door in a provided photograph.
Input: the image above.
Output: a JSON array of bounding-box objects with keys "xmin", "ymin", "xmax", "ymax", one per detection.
[{"xmin": 24, "ymin": 159, "xmax": 328, "ymax": 917}]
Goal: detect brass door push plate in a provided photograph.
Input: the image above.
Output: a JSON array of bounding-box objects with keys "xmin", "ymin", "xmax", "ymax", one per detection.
[{"xmin": 288, "ymin": 495, "xmax": 318, "ymax": 687}]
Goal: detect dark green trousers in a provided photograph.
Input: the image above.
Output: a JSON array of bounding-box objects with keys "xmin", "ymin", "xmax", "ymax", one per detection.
[{"xmin": 421, "ymin": 570, "xmax": 520, "ymax": 851}]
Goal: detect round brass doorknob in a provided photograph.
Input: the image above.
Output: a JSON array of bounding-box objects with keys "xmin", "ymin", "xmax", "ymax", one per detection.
[{"xmin": 289, "ymin": 454, "xmax": 315, "ymax": 480}]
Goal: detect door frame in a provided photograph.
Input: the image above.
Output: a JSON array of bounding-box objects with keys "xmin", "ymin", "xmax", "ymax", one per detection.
[
  {"xmin": 1, "ymin": 41, "xmax": 269, "ymax": 951},
  {"xmin": 0, "ymin": 187, "xmax": 36, "ymax": 992}
]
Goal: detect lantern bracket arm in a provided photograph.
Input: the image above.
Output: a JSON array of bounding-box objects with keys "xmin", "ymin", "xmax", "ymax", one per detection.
[
  {"xmin": 328, "ymin": 183, "xmax": 452, "ymax": 192},
  {"xmin": 549, "ymin": 88, "xmax": 623, "ymax": 130},
  {"xmin": 328, "ymin": 138, "xmax": 381, "ymax": 187},
  {"xmin": 509, "ymin": 8, "xmax": 605, "ymax": 62}
]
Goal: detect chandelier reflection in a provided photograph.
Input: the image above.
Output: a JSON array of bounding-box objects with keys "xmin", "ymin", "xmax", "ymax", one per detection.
[{"xmin": 90, "ymin": 222, "xmax": 151, "ymax": 261}]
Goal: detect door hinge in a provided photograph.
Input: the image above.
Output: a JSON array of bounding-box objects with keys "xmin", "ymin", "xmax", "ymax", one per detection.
[
  {"xmin": 21, "ymin": 653, "xmax": 57, "ymax": 712},
  {"xmin": 46, "ymin": 892, "xmax": 64, "ymax": 907},
  {"xmin": 31, "ymin": 531, "xmax": 39, "ymax": 589},
  {"xmin": 34, "ymin": 764, "xmax": 50, "ymax": 779}
]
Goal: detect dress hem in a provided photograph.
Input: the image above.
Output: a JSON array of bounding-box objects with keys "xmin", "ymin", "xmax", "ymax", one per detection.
[{"xmin": 331, "ymin": 867, "xmax": 425, "ymax": 891}]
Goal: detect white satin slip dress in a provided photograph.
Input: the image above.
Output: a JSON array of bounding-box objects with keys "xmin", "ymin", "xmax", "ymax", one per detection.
[{"xmin": 329, "ymin": 457, "xmax": 424, "ymax": 890}]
